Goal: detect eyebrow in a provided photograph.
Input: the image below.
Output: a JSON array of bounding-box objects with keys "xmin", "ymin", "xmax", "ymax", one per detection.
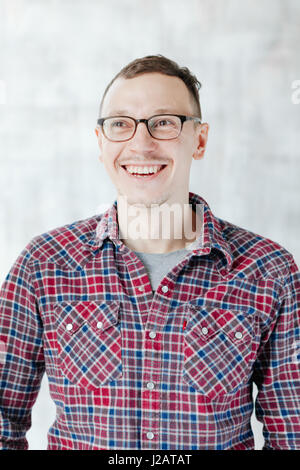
[{"xmin": 106, "ymin": 108, "xmax": 178, "ymax": 116}]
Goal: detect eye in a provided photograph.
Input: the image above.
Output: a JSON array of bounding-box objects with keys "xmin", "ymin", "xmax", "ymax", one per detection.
[
  {"xmin": 111, "ymin": 120, "xmax": 128, "ymax": 127},
  {"xmin": 155, "ymin": 119, "xmax": 171, "ymax": 127}
]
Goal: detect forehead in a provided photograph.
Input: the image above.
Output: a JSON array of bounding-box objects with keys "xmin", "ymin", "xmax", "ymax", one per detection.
[{"xmin": 101, "ymin": 72, "xmax": 195, "ymax": 116}]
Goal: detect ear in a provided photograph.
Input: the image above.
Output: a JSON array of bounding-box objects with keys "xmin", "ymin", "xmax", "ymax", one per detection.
[
  {"xmin": 95, "ymin": 125, "xmax": 103, "ymax": 163},
  {"xmin": 192, "ymin": 123, "xmax": 209, "ymax": 160}
]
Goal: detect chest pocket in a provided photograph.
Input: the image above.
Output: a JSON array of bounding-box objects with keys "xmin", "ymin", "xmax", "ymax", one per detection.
[
  {"xmin": 183, "ymin": 306, "xmax": 254, "ymax": 399},
  {"xmin": 54, "ymin": 300, "xmax": 122, "ymax": 390}
]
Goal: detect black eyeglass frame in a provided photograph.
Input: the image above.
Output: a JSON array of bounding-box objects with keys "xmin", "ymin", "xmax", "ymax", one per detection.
[{"xmin": 96, "ymin": 114, "xmax": 202, "ymax": 142}]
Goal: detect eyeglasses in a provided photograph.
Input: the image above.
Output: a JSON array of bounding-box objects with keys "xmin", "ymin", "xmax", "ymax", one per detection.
[{"xmin": 96, "ymin": 114, "xmax": 202, "ymax": 142}]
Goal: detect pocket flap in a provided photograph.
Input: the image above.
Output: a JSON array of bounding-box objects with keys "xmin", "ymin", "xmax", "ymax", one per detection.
[
  {"xmin": 55, "ymin": 300, "xmax": 120, "ymax": 336},
  {"xmin": 187, "ymin": 306, "xmax": 253, "ymax": 343}
]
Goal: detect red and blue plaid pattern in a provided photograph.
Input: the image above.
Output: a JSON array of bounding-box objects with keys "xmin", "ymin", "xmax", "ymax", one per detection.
[{"xmin": 0, "ymin": 192, "xmax": 299, "ymax": 450}]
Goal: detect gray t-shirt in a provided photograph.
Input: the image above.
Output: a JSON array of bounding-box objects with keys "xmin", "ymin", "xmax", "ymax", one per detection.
[{"xmin": 133, "ymin": 248, "xmax": 189, "ymax": 292}]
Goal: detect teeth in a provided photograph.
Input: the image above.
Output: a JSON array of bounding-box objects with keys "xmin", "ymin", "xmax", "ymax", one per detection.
[{"xmin": 125, "ymin": 165, "xmax": 163, "ymax": 174}]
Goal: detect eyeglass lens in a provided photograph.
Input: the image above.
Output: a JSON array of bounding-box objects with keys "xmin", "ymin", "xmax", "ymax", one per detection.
[{"xmin": 103, "ymin": 115, "xmax": 182, "ymax": 141}]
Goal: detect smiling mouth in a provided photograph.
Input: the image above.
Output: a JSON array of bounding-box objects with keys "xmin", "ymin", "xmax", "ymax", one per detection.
[{"xmin": 121, "ymin": 164, "xmax": 167, "ymax": 179}]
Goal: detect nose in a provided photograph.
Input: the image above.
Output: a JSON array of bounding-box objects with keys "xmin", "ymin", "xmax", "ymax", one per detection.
[{"xmin": 129, "ymin": 121, "xmax": 156, "ymax": 149}]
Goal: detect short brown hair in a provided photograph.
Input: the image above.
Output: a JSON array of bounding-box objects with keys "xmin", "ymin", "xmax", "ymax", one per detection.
[{"xmin": 98, "ymin": 54, "xmax": 202, "ymax": 120}]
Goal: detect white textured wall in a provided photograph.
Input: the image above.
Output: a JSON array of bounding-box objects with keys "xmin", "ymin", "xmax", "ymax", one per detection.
[{"xmin": 0, "ymin": 0, "xmax": 299, "ymax": 450}]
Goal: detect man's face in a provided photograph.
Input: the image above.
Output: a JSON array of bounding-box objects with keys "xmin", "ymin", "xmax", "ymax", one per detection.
[{"xmin": 95, "ymin": 72, "xmax": 209, "ymax": 207}]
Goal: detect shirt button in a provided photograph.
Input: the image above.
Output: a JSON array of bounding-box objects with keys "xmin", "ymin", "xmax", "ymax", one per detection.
[
  {"xmin": 161, "ymin": 285, "xmax": 168, "ymax": 293},
  {"xmin": 147, "ymin": 432, "xmax": 154, "ymax": 440},
  {"xmin": 235, "ymin": 331, "xmax": 243, "ymax": 340},
  {"xmin": 66, "ymin": 323, "xmax": 73, "ymax": 331},
  {"xmin": 201, "ymin": 327, "xmax": 208, "ymax": 335},
  {"xmin": 147, "ymin": 382, "xmax": 155, "ymax": 390},
  {"xmin": 149, "ymin": 331, "xmax": 157, "ymax": 339},
  {"xmin": 97, "ymin": 321, "xmax": 103, "ymax": 329}
]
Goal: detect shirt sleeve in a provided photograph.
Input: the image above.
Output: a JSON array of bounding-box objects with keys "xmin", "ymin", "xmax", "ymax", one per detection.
[
  {"xmin": 0, "ymin": 243, "xmax": 45, "ymax": 450},
  {"xmin": 253, "ymin": 254, "xmax": 300, "ymax": 450}
]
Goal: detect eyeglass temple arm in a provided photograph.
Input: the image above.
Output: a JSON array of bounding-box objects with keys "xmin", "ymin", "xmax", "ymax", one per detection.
[{"xmin": 185, "ymin": 116, "xmax": 202, "ymax": 124}]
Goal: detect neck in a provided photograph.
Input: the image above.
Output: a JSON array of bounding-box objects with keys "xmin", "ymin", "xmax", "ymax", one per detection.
[{"xmin": 117, "ymin": 194, "xmax": 202, "ymax": 254}]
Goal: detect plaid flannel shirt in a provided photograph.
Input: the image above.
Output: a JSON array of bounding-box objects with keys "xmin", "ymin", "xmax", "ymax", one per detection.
[{"xmin": 0, "ymin": 192, "xmax": 299, "ymax": 450}]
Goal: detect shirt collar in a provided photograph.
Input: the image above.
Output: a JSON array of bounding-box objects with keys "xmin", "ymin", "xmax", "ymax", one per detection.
[{"xmin": 85, "ymin": 191, "xmax": 233, "ymax": 271}]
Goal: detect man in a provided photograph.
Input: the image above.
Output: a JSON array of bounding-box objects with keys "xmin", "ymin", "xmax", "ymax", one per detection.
[{"xmin": 0, "ymin": 55, "xmax": 299, "ymax": 450}]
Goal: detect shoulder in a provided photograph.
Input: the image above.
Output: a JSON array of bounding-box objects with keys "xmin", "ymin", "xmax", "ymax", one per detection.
[
  {"xmin": 22, "ymin": 213, "xmax": 103, "ymax": 266},
  {"xmin": 218, "ymin": 217, "xmax": 296, "ymax": 279}
]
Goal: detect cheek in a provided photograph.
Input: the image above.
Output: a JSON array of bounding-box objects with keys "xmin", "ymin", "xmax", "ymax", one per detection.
[
  {"xmin": 101, "ymin": 143, "xmax": 123, "ymax": 170},
  {"xmin": 172, "ymin": 146, "xmax": 191, "ymax": 171},
  {"xmin": 176, "ymin": 139, "xmax": 194, "ymax": 165}
]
